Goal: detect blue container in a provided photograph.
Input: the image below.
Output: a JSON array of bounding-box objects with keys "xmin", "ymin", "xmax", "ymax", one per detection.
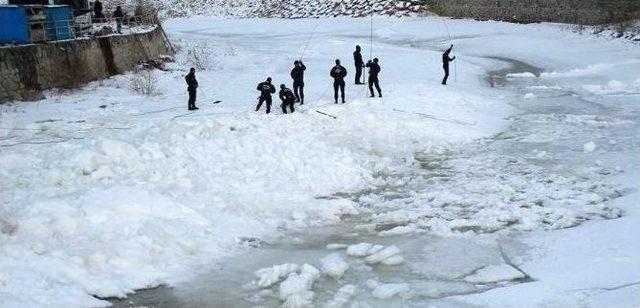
[
  {"xmin": 44, "ymin": 5, "xmax": 73, "ymax": 41},
  {"xmin": 0, "ymin": 5, "xmax": 29, "ymax": 45}
]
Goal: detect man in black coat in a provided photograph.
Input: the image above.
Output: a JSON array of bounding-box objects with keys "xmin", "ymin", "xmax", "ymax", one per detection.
[
  {"xmin": 93, "ymin": 0, "xmax": 103, "ymax": 21},
  {"xmin": 330, "ymin": 59, "xmax": 348, "ymax": 104},
  {"xmin": 256, "ymin": 77, "xmax": 276, "ymax": 114},
  {"xmin": 290, "ymin": 60, "xmax": 306, "ymax": 105},
  {"xmin": 185, "ymin": 68, "xmax": 199, "ymax": 111},
  {"xmin": 366, "ymin": 58, "xmax": 382, "ymax": 98},
  {"xmin": 442, "ymin": 44, "xmax": 456, "ymax": 85},
  {"xmin": 279, "ymin": 84, "xmax": 296, "ymax": 114},
  {"xmin": 353, "ymin": 45, "xmax": 364, "ymax": 84},
  {"xmin": 113, "ymin": 6, "xmax": 124, "ymax": 34}
]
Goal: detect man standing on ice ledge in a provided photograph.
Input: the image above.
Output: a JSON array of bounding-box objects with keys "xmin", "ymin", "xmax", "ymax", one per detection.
[
  {"xmin": 185, "ymin": 68, "xmax": 199, "ymax": 111},
  {"xmin": 353, "ymin": 45, "xmax": 365, "ymax": 84},
  {"xmin": 442, "ymin": 44, "xmax": 456, "ymax": 85},
  {"xmin": 256, "ymin": 77, "xmax": 276, "ymax": 114},
  {"xmin": 330, "ymin": 59, "xmax": 348, "ymax": 104},
  {"xmin": 290, "ymin": 60, "xmax": 306, "ymax": 105}
]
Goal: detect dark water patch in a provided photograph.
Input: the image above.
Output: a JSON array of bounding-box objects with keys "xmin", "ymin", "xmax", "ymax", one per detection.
[{"xmin": 484, "ymin": 56, "xmax": 543, "ymax": 88}]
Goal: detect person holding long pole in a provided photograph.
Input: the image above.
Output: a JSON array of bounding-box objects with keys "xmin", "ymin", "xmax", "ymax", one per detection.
[{"xmin": 442, "ymin": 44, "xmax": 456, "ymax": 85}]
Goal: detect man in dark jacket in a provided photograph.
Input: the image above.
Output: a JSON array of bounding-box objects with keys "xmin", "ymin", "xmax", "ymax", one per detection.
[
  {"xmin": 113, "ymin": 6, "xmax": 124, "ymax": 34},
  {"xmin": 93, "ymin": 0, "xmax": 103, "ymax": 21},
  {"xmin": 279, "ymin": 84, "xmax": 296, "ymax": 114},
  {"xmin": 185, "ymin": 68, "xmax": 198, "ymax": 111},
  {"xmin": 366, "ymin": 58, "xmax": 382, "ymax": 98},
  {"xmin": 353, "ymin": 45, "xmax": 364, "ymax": 84},
  {"xmin": 290, "ymin": 60, "xmax": 306, "ymax": 105},
  {"xmin": 256, "ymin": 77, "xmax": 276, "ymax": 114},
  {"xmin": 442, "ymin": 44, "xmax": 456, "ymax": 85},
  {"xmin": 330, "ymin": 59, "xmax": 348, "ymax": 104}
]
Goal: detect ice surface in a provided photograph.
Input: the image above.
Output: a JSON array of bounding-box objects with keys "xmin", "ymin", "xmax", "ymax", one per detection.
[
  {"xmin": 507, "ymin": 72, "xmax": 537, "ymax": 78},
  {"xmin": 463, "ymin": 264, "xmax": 525, "ymax": 284},
  {"xmin": 324, "ymin": 284, "xmax": 357, "ymax": 308},
  {"xmin": 1, "ymin": 16, "xmax": 638, "ymax": 307},
  {"xmin": 410, "ymin": 280, "xmax": 479, "ymax": 298},
  {"xmin": 582, "ymin": 80, "xmax": 632, "ymax": 95},
  {"xmin": 370, "ymin": 283, "xmax": 411, "ymax": 299},
  {"xmin": 409, "ymin": 238, "xmax": 504, "ymax": 280},
  {"xmin": 583, "ymin": 141, "xmax": 597, "ymax": 153}
]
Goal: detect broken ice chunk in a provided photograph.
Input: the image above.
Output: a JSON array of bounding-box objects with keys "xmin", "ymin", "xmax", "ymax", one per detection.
[
  {"xmin": 326, "ymin": 243, "xmax": 348, "ymax": 250},
  {"xmin": 364, "ymin": 245, "xmax": 401, "ymax": 264},
  {"xmin": 253, "ymin": 263, "xmax": 299, "ymax": 288},
  {"xmin": 380, "ymin": 255, "xmax": 405, "ymax": 266},
  {"xmin": 279, "ymin": 264, "xmax": 320, "ymax": 301},
  {"xmin": 346, "ymin": 243, "xmax": 374, "ymax": 257},
  {"xmin": 371, "ymin": 283, "xmax": 411, "ymax": 299},
  {"xmin": 320, "ymin": 253, "xmax": 349, "ymax": 279}
]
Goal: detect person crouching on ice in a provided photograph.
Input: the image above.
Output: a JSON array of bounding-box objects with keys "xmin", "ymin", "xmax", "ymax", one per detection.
[{"xmin": 279, "ymin": 84, "xmax": 296, "ymax": 114}]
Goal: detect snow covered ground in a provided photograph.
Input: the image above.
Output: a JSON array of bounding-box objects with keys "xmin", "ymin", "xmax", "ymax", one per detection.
[{"xmin": 1, "ymin": 17, "xmax": 639, "ymax": 307}]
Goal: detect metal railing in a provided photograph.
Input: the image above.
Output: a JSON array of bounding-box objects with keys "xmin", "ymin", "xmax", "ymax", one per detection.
[{"xmin": 26, "ymin": 13, "xmax": 158, "ymax": 44}]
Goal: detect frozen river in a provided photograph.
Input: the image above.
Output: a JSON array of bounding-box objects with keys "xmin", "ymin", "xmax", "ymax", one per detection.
[
  {"xmin": 107, "ymin": 19, "xmax": 640, "ymax": 307},
  {"xmin": 1, "ymin": 18, "xmax": 638, "ymax": 307}
]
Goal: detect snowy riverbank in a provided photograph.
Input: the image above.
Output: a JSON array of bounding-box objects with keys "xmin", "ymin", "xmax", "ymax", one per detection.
[{"xmin": 1, "ymin": 17, "xmax": 639, "ymax": 307}]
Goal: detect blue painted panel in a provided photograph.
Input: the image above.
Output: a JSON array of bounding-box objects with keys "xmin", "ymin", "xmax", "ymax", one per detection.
[
  {"xmin": 0, "ymin": 5, "xmax": 29, "ymax": 44},
  {"xmin": 44, "ymin": 5, "xmax": 73, "ymax": 41}
]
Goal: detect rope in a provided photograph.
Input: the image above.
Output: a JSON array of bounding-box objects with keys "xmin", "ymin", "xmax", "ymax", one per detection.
[
  {"xmin": 393, "ymin": 108, "xmax": 476, "ymax": 126},
  {"xmin": 316, "ymin": 110, "xmax": 337, "ymax": 119},
  {"xmin": 300, "ymin": 23, "xmax": 320, "ymax": 61},
  {"xmin": 1, "ymin": 137, "xmax": 84, "ymax": 148},
  {"xmin": 369, "ymin": 2, "xmax": 374, "ymax": 60},
  {"xmin": 355, "ymin": 2, "xmax": 375, "ymax": 99},
  {"xmin": 455, "ymin": 53, "xmax": 458, "ymax": 82}
]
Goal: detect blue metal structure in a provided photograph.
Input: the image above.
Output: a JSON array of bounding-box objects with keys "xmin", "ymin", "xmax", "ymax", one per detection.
[
  {"xmin": 0, "ymin": 5, "xmax": 29, "ymax": 45},
  {"xmin": 43, "ymin": 5, "xmax": 72, "ymax": 41}
]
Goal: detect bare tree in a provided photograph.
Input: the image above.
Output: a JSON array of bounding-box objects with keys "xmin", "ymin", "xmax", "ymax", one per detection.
[{"xmin": 129, "ymin": 68, "xmax": 159, "ymax": 95}]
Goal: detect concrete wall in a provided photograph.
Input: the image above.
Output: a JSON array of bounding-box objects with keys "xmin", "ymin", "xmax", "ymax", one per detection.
[
  {"xmin": 0, "ymin": 26, "xmax": 172, "ymax": 102},
  {"xmin": 428, "ymin": 0, "xmax": 640, "ymax": 25}
]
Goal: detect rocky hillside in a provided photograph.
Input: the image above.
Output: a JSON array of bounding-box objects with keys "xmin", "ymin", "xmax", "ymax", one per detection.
[
  {"xmin": 253, "ymin": 0, "xmax": 428, "ymax": 18},
  {"xmin": 153, "ymin": 0, "xmax": 257, "ymax": 18},
  {"xmin": 151, "ymin": 0, "xmax": 428, "ymax": 18}
]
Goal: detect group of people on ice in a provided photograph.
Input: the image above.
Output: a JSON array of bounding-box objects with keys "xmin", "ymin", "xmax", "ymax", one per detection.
[{"xmin": 184, "ymin": 44, "xmax": 456, "ymax": 113}]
